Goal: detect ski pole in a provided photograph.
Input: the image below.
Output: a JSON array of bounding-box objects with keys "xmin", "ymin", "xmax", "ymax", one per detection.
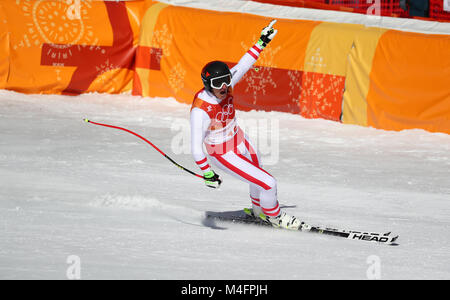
[{"xmin": 84, "ymin": 119, "xmax": 204, "ymax": 179}]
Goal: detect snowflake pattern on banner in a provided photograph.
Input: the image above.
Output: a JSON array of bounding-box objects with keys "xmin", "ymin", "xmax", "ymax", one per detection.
[
  {"xmin": 152, "ymin": 23, "xmax": 173, "ymax": 65},
  {"xmin": 287, "ymin": 69, "xmax": 303, "ymax": 110},
  {"xmin": 94, "ymin": 59, "xmax": 120, "ymax": 92},
  {"xmin": 240, "ymin": 38, "xmax": 280, "ymax": 104},
  {"xmin": 35, "ymin": 1, "xmax": 135, "ymax": 95},
  {"xmin": 300, "ymin": 72, "xmax": 345, "ymax": 121},
  {"xmin": 17, "ymin": 0, "xmax": 99, "ymax": 87},
  {"xmin": 232, "ymin": 41, "xmax": 344, "ymax": 119},
  {"xmin": 168, "ymin": 62, "xmax": 186, "ymax": 95},
  {"xmin": 18, "ymin": 0, "xmax": 95, "ymax": 50}
]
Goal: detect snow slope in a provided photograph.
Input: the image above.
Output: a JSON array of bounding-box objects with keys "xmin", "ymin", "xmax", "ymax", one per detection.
[{"xmin": 0, "ymin": 89, "xmax": 449, "ymax": 279}]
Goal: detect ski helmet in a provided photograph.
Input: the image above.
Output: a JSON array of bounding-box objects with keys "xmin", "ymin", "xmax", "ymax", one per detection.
[{"xmin": 201, "ymin": 61, "xmax": 232, "ymax": 92}]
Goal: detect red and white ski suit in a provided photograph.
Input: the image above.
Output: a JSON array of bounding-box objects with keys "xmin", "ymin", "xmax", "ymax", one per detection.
[{"xmin": 190, "ymin": 43, "xmax": 280, "ymax": 217}]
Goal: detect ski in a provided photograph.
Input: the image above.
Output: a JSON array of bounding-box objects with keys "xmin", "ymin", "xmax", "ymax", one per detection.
[
  {"xmin": 302, "ymin": 224, "xmax": 399, "ymax": 245},
  {"xmin": 205, "ymin": 210, "xmax": 399, "ymax": 246}
]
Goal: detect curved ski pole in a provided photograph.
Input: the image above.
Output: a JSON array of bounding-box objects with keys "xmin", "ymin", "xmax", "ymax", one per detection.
[{"xmin": 84, "ymin": 119, "xmax": 204, "ymax": 179}]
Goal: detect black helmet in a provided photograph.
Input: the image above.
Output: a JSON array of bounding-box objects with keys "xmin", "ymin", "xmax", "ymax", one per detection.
[{"xmin": 201, "ymin": 61, "xmax": 232, "ymax": 92}]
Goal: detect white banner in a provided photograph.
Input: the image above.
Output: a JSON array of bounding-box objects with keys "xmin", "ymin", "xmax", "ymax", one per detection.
[{"xmin": 444, "ymin": 0, "xmax": 450, "ymax": 12}]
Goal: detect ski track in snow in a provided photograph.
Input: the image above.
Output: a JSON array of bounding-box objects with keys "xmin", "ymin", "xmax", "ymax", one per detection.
[{"xmin": 0, "ymin": 89, "xmax": 449, "ymax": 279}]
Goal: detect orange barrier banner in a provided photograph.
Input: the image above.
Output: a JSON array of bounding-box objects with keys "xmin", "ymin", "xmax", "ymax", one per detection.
[
  {"xmin": 0, "ymin": 3, "xmax": 9, "ymax": 89},
  {"xmin": 0, "ymin": 0, "xmax": 145, "ymax": 95},
  {"xmin": 366, "ymin": 30, "xmax": 450, "ymax": 133},
  {"xmin": 301, "ymin": 22, "xmax": 363, "ymax": 120},
  {"xmin": 133, "ymin": 3, "xmax": 362, "ymax": 121},
  {"xmin": 341, "ymin": 27, "xmax": 388, "ymax": 127},
  {"xmin": 1, "ymin": 1, "xmax": 448, "ymax": 134},
  {"xmin": 343, "ymin": 28, "xmax": 450, "ymax": 134}
]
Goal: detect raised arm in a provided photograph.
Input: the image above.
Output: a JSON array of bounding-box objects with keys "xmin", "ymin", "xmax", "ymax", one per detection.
[{"xmin": 231, "ymin": 20, "xmax": 278, "ymax": 87}]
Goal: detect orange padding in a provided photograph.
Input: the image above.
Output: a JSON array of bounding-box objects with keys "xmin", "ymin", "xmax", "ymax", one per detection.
[
  {"xmin": 0, "ymin": 0, "xmax": 149, "ymax": 94},
  {"xmin": 133, "ymin": 2, "xmax": 450, "ymax": 134},
  {"xmin": 366, "ymin": 30, "xmax": 450, "ymax": 133},
  {"xmin": 0, "ymin": 1, "xmax": 449, "ymax": 134}
]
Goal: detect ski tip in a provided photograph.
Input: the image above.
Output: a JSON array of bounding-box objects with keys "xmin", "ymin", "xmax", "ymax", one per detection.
[{"xmin": 83, "ymin": 118, "xmax": 90, "ymax": 123}]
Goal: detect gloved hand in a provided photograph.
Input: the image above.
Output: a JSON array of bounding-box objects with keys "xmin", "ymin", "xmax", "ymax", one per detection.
[
  {"xmin": 203, "ymin": 170, "xmax": 222, "ymax": 189},
  {"xmin": 257, "ymin": 19, "xmax": 278, "ymax": 48}
]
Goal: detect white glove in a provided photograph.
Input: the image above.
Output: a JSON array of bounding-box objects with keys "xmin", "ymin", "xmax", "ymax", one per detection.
[{"xmin": 257, "ymin": 19, "xmax": 278, "ymax": 48}]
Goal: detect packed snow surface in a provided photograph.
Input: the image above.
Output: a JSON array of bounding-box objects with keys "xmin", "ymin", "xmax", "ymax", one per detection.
[{"xmin": 0, "ymin": 90, "xmax": 449, "ymax": 279}]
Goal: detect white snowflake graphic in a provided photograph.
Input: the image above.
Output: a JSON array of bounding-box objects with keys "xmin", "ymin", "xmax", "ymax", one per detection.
[{"xmin": 240, "ymin": 37, "xmax": 280, "ymax": 104}]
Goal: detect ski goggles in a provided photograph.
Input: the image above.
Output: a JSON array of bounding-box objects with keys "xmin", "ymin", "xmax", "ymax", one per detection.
[{"xmin": 210, "ymin": 74, "xmax": 232, "ymax": 89}]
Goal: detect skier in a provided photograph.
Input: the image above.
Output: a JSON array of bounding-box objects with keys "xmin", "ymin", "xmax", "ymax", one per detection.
[{"xmin": 190, "ymin": 20, "xmax": 301, "ymax": 230}]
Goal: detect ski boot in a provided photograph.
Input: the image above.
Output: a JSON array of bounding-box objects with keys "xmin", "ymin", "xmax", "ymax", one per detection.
[
  {"xmin": 259, "ymin": 211, "xmax": 303, "ymax": 230},
  {"xmin": 243, "ymin": 205, "xmax": 263, "ymax": 219}
]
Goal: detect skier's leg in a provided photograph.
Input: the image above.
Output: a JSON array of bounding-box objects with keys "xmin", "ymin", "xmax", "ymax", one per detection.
[
  {"xmin": 249, "ymin": 185, "xmax": 263, "ymax": 217},
  {"xmin": 234, "ymin": 136, "xmax": 263, "ymax": 216},
  {"xmin": 209, "ymin": 149, "xmax": 280, "ymax": 216},
  {"xmin": 239, "ymin": 135, "xmax": 272, "ymax": 217},
  {"xmin": 210, "ymin": 141, "xmax": 302, "ymax": 230}
]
